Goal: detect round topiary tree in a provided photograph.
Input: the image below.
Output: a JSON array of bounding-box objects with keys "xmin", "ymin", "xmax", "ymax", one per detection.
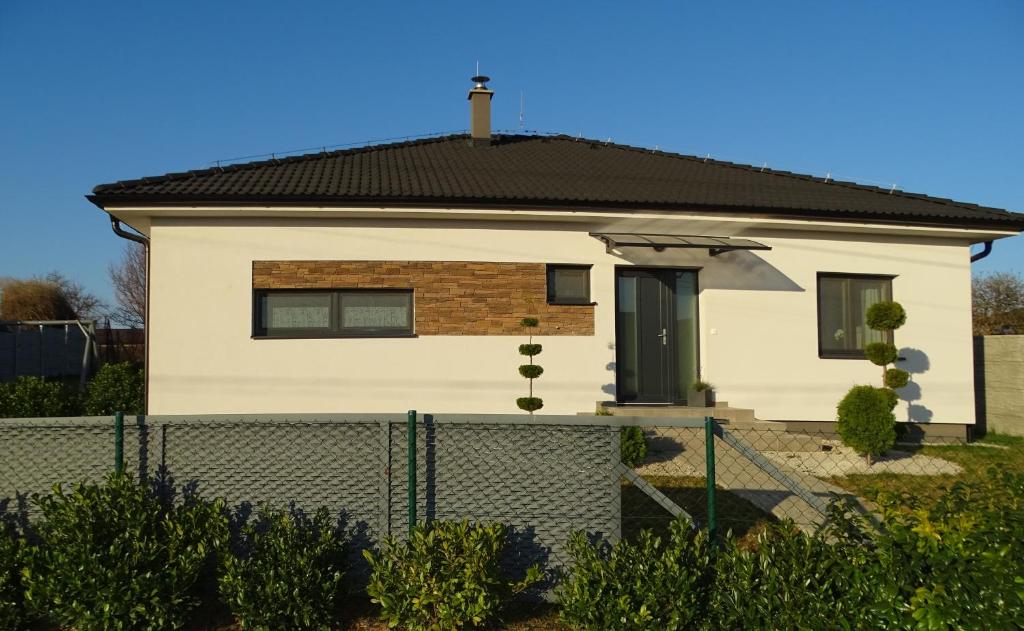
[
  {"xmin": 837, "ymin": 385, "xmax": 896, "ymax": 465},
  {"xmin": 837, "ymin": 300, "xmax": 908, "ymax": 464},
  {"xmin": 516, "ymin": 317, "xmax": 543, "ymax": 414}
]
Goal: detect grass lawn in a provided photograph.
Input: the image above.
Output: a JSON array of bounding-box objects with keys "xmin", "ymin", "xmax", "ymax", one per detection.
[{"xmin": 829, "ymin": 432, "xmax": 1024, "ymax": 505}]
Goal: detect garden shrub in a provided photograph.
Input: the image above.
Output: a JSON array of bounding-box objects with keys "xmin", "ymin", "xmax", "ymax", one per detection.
[
  {"xmin": 220, "ymin": 506, "xmax": 346, "ymax": 631},
  {"xmin": 864, "ymin": 341, "xmax": 898, "ymax": 367},
  {"xmin": 516, "ymin": 317, "xmax": 544, "ymax": 414},
  {"xmin": 866, "ymin": 300, "xmax": 907, "ymax": 331},
  {"xmin": 83, "ymin": 361, "xmax": 144, "ymax": 415},
  {"xmin": 620, "ymin": 426, "xmax": 648, "ymax": 468},
  {"xmin": 559, "ymin": 519, "xmax": 713, "ymax": 630},
  {"xmin": 0, "ymin": 376, "xmax": 81, "ymax": 418},
  {"xmin": 21, "ymin": 473, "xmax": 228, "ymax": 631},
  {"xmin": 883, "ymin": 367, "xmax": 910, "ymax": 389},
  {"xmin": 837, "ymin": 385, "xmax": 896, "ymax": 463},
  {"xmin": 0, "ymin": 523, "xmax": 25, "ymax": 631},
  {"xmin": 364, "ymin": 520, "xmax": 541, "ymax": 630}
]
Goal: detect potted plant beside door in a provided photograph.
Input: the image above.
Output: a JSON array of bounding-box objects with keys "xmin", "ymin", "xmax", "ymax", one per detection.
[{"xmin": 687, "ymin": 381, "xmax": 713, "ymax": 408}]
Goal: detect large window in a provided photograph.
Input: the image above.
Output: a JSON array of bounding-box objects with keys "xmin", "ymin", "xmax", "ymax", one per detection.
[
  {"xmin": 817, "ymin": 273, "xmax": 894, "ymax": 358},
  {"xmin": 254, "ymin": 289, "xmax": 414, "ymax": 338},
  {"xmin": 547, "ymin": 264, "xmax": 592, "ymax": 304}
]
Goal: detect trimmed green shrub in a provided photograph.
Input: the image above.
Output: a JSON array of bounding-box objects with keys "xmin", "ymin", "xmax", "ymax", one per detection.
[
  {"xmin": 691, "ymin": 380, "xmax": 712, "ymax": 392},
  {"xmin": 864, "ymin": 342, "xmax": 898, "ymax": 367},
  {"xmin": 83, "ymin": 361, "xmax": 143, "ymax": 415},
  {"xmin": 0, "ymin": 523, "xmax": 25, "ymax": 631},
  {"xmin": 559, "ymin": 519, "xmax": 713, "ymax": 630},
  {"xmin": 22, "ymin": 473, "xmax": 228, "ymax": 631},
  {"xmin": 620, "ymin": 426, "xmax": 648, "ymax": 468},
  {"xmin": 518, "ymin": 344, "xmax": 542, "ymax": 356},
  {"xmin": 518, "ymin": 364, "xmax": 544, "ymax": 379},
  {"xmin": 866, "ymin": 300, "xmax": 907, "ymax": 331},
  {"xmin": 0, "ymin": 376, "xmax": 80, "ymax": 418},
  {"xmin": 837, "ymin": 385, "xmax": 896, "ymax": 464},
  {"xmin": 516, "ymin": 397, "xmax": 543, "ymax": 412},
  {"xmin": 879, "ymin": 387, "xmax": 898, "ymax": 411},
  {"xmin": 364, "ymin": 520, "xmax": 541, "ymax": 630},
  {"xmin": 883, "ymin": 367, "xmax": 910, "ymax": 389},
  {"xmin": 219, "ymin": 506, "xmax": 346, "ymax": 631},
  {"xmin": 516, "ymin": 318, "xmax": 544, "ymax": 414}
]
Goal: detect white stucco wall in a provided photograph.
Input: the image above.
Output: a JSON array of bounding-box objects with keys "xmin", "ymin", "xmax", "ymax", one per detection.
[{"xmin": 146, "ymin": 214, "xmax": 976, "ymax": 424}]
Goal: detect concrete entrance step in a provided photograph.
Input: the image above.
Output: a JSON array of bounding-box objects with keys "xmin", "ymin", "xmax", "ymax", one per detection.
[{"xmin": 593, "ymin": 402, "xmax": 756, "ymax": 424}]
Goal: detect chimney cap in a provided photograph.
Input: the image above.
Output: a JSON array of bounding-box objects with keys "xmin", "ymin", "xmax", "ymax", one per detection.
[{"xmin": 471, "ymin": 75, "xmax": 491, "ymax": 89}]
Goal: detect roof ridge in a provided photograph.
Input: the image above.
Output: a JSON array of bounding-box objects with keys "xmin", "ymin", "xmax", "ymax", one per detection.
[{"xmin": 91, "ymin": 133, "xmax": 470, "ymax": 194}]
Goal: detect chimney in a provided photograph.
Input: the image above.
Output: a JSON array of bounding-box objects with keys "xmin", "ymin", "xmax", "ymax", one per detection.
[{"xmin": 467, "ymin": 75, "xmax": 493, "ymax": 145}]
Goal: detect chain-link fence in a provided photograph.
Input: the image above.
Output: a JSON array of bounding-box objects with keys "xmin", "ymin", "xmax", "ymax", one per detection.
[{"xmin": 0, "ymin": 412, "xmax": 975, "ymax": 588}]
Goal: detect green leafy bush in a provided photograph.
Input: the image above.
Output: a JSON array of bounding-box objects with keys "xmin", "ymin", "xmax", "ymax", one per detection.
[
  {"xmin": 0, "ymin": 376, "xmax": 80, "ymax": 418},
  {"xmin": 83, "ymin": 361, "xmax": 144, "ymax": 415},
  {"xmin": 0, "ymin": 523, "xmax": 25, "ymax": 631},
  {"xmin": 883, "ymin": 367, "xmax": 910, "ymax": 389},
  {"xmin": 864, "ymin": 341, "xmax": 898, "ymax": 367},
  {"xmin": 559, "ymin": 519, "xmax": 713, "ymax": 630},
  {"xmin": 863, "ymin": 471, "xmax": 1024, "ymax": 629},
  {"xmin": 563, "ymin": 473, "xmax": 1024, "ymax": 629},
  {"xmin": 220, "ymin": 506, "xmax": 346, "ymax": 631},
  {"xmin": 691, "ymin": 380, "xmax": 713, "ymax": 392},
  {"xmin": 837, "ymin": 385, "xmax": 896, "ymax": 464},
  {"xmin": 866, "ymin": 300, "xmax": 907, "ymax": 331},
  {"xmin": 22, "ymin": 473, "xmax": 228, "ymax": 631},
  {"xmin": 620, "ymin": 426, "xmax": 648, "ymax": 468},
  {"xmin": 364, "ymin": 520, "xmax": 541, "ymax": 630}
]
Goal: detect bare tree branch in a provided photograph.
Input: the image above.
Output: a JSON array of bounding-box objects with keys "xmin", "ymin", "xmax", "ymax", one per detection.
[
  {"xmin": 973, "ymin": 271, "xmax": 1024, "ymax": 335},
  {"xmin": 108, "ymin": 242, "xmax": 146, "ymax": 328}
]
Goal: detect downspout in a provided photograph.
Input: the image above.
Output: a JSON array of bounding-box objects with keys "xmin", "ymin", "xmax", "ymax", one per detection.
[
  {"xmin": 109, "ymin": 217, "xmax": 150, "ymax": 414},
  {"xmin": 970, "ymin": 241, "xmax": 993, "ymax": 263}
]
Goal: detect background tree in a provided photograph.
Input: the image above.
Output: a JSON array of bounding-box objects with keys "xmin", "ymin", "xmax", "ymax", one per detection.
[
  {"xmin": 972, "ymin": 271, "xmax": 1024, "ymax": 335},
  {"xmin": 0, "ymin": 274, "xmax": 105, "ymax": 321},
  {"xmin": 108, "ymin": 243, "xmax": 146, "ymax": 328}
]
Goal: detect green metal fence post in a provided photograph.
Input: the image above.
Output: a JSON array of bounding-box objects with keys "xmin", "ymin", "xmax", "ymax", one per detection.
[
  {"xmin": 114, "ymin": 411, "xmax": 124, "ymax": 475},
  {"xmin": 704, "ymin": 415, "xmax": 717, "ymax": 545},
  {"xmin": 407, "ymin": 409, "xmax": 417, "ymax": 535}
]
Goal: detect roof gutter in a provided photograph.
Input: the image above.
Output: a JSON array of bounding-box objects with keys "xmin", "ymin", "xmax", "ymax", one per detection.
[
  {"xmin": 970, "ymin": 241, "xmax": 993, "ymax": 263},
  {"xmin": 109, "ymin": 216, "xmax": 150, "ymax": 414}
]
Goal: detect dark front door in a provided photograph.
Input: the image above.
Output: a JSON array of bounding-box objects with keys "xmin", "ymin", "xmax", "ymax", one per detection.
[{"xmin": 615, "ymin": 268, "xmax": 698, "ymax": 404}]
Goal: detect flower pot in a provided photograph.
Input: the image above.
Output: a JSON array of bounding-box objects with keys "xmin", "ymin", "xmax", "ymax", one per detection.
[{"xmin": 687, "ymin": 389, "xmax": 710, "ymax": 407}]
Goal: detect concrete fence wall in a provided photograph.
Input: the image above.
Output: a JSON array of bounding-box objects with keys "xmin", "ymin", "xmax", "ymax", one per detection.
[{"xmin": 974, "ymin": 335, "xmax": 1024, "ymax": 436}]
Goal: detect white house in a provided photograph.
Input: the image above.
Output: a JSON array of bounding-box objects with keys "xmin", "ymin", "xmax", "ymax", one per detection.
[{"xmin": 88, "ymin": 77, "xmax": 1024, "ymax": 439}]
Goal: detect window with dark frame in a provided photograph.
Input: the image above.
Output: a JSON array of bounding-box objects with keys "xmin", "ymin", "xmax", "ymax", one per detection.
[
  {"xmin": 254, "ymin": 289, "xmax": 414, "ymax": 338},
  {"xmin": 547, "ymin": 264, "xmax": 592, "ymax": 305},
  {"xmin": 817, "ymin": 273, "xmax": 894, "ymax": 358}
]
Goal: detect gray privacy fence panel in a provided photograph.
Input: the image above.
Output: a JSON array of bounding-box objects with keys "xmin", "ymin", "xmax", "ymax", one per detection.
[
  {"xmin": 0, "ymin": 417, "xmax": 113, "ymax": 512},
  {"xmin": 0, "ymin": 324, "xmax": 89, "ymax": 381}
]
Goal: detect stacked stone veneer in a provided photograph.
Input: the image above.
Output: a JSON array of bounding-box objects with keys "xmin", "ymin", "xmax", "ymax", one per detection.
[{"xmin": 252, "ymin": 260, "xmax": 595, "ymax": 336}]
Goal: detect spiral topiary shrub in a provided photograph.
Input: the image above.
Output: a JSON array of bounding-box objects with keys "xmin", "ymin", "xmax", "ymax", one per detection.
[
  {"xmin": 866, "ymin": 301, "xmax": 907, "ymax": 331},
  {"xmin": 516, "ymin": 317, "xmax": 543, "ymax": 414},
  {"xmin": 864, "ymin": 342, "xmax": 898, "ymax": 367},
  {"xmin": 837, "ymin": 385, "xmax": 896, "ymax": 465},
  {"xmin": 883, "ymin": 368, "xmax": 910, "ymax": 389}
]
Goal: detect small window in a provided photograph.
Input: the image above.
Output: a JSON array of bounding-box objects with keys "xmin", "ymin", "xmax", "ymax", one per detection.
[
  {"xmin": 254, "ymin": 289, "xmax": 413, "ymax": 338},
  {"xmin": 547, "ymin": 265, "xmax": 592, "ymax": 305},
  {"xmin": 817, "ymin": 273, "xmax": 894, "ymax": 358}
]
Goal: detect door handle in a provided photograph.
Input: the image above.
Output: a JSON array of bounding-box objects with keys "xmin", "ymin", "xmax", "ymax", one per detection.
[{"xmin": 658, "ymin": 328, "xmax": 668, "ymax": 345}]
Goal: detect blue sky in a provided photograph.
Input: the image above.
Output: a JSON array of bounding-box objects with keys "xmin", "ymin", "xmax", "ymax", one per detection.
[{"xmin": 1, "ymin": 1, "xmax": 1021, "ymax": 306}]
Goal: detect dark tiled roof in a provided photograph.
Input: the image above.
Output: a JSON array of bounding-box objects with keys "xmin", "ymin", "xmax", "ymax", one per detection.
[{"xmin": 89, "ymin": 134, "xmax": 1024, "ymax": 230}]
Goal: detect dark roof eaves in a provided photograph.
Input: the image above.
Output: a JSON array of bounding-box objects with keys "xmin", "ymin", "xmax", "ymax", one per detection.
[{"xmin": 85, "ymin": 193, "xmax": 1024, "ymax": 232}]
